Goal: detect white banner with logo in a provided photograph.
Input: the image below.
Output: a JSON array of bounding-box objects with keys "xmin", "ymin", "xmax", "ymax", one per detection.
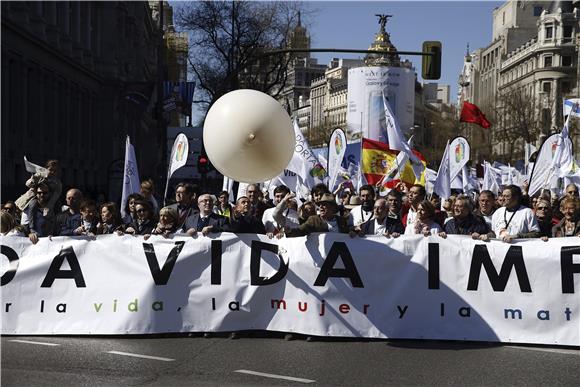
[
  {"xmin": 448, "ymin": 136, "xmax": 470, "ymax": 182},
  {"xmin": 1, "ymin": 234, "xmax": 578, "ymax": 346}
]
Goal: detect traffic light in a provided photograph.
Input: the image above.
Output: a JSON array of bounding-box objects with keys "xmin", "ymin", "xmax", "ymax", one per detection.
[
  {"xmin": 422, "ymin": 41, "xmax": 442, "ymax": 80},
  {"xmin": 197, "ymin": 155, "xmax": 210, "ymax": 174}
]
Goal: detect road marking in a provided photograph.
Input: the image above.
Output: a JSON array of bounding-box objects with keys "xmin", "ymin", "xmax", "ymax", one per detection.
[
  {"xmin": 504, "ymin": 346, "xmax": 580, "ymax": 356},
  {"xmin": 105, "ymin": 350, "xmax": 175, "ymax": 362},
  {"xmin": 9, "ymin": 339, "xmax": 60, "ymax": 347},
  {"xmin": 235, "ymin": 369, "xmax": 316, "ymax": 384}
]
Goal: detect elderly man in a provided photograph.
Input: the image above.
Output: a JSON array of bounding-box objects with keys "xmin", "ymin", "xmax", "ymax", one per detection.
[
  {"xmin": 565, "ymin": 183, "xmax": 579, "ymax": 199},
  {"xmin": 357, "ymin": 198, "xmax": 404, "ymax": 236},
  {"xmin": 168, "ymin": 182, "xmax": 198, "ymax": 229},
  {"xmin": 56, "ymin": 188, "xmax": 83, "ymax": 236},
  {"xmin": 285, "ymin": 193, "xmax": 351, "ymax": 236},
  {"xmin": 348, "ymin": 184, "xmax": 375, "ymax": 227},
  {"xmin": 489, "ymin": 185, "xmax": 540, "ymax": 242},
  {"xmin": 184, "ymin": 194, "xmax": 227, "ymax": 236},
  {"xmin": 21, "ymin": 182, "xmax": 55, "ymax": 244},
  {"xmin": 440, "ymin": 195, "xmax": 488, "ymax": 238}
]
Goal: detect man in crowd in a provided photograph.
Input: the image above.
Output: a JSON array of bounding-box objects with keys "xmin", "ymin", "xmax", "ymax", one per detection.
[
  {"xmin": 565, "ymin": 183, "xmax": 579, "ymax": 199},
  {"xmin": 21, "ymin": 182, "xmax": 55, "ymax": 244},
  {"xmin": 184, "ymin": 194, "xmax": 227, "ymax": 236},
  {"xmin": 285, "ymin": 193, "xmax": 351, "ymax": 236},
  {"xmin": 386, "ymin": 189, "xmax": 403, "ymax": 222},
  {"xmin": 476, "ymin": 190, "xmax": 496, "ymax": 230},
  {"xmin": 310, "ymin": 183, "xmax": 331, "ymax": 208},
  {"xmin": 229, "ymin": 196, "xmax": 266, "ymax": 234},
  {"xmin": 262, "ymin": 185, "xmax": 299, "ymax": 235},
  {"xmin": 440, "ymin": 195, "xmax": 488, "ymax": 238},
  {"xmin": 348, "ymin": 184, "xmax": 375, "ymax": 227},
  {"xmin": 401, "ymin": 184, "xmax": 426, "ymax": 228},
  {"xmin": 357, "ymin": 198, "xmax": 404, "ymax": 236},
  {"xmin": 489, "ymin": 185, "xmax": 540, "ymax": 242},
  {"xmin": 56, "ymin": 188, "xmax": 83, "ymax": 236},
  {"xmin": 168, "ymin": 182, "xmax": 198, "ymax": 229},
  {"xmin": 246, "ymin": 184, "xmax": 269, "ymax": 219}
]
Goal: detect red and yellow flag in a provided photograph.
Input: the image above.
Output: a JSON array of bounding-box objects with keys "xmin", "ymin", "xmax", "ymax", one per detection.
[{"xmin": 361, "ymin": 138, "xmax": 427, "ymax": 188}]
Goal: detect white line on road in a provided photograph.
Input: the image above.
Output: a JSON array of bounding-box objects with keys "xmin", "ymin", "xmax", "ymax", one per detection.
[
  {"xmin": 504, "ymin": 345, "xmax": 580, "ymax": 356},
  {"xmin": 235, "ymin": 369, "xmax": 316, "ymax": 384},
  {"xmin": 105, "ymin": 350, "xmax": 175, "ymax": 362},
  {"xmin": 9, "ymin": 339, "xmax": 60, "ymax": 347}
]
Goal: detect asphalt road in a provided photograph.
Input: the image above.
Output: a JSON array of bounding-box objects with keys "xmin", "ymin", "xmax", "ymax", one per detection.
[{"xmin": 1, "ymin": 334, "xmax": 579, "ymax": 386}]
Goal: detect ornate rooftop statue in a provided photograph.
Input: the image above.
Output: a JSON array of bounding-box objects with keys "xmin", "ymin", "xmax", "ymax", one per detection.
[{"xmin": 365, "ymin": 14, "xmax": 400, "ymax": 67}]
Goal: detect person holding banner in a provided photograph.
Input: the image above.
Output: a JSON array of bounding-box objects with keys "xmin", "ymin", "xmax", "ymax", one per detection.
[
  {"xmin": 285, "ymin": 194, "xmax": 352, "ymax": 237},
  {"xmin": 228, "ymin": 197, "xmax": 266, "ymax": 234},
  {"xmin": 552, "ymin": 197, "xmax": 580, "ymax": 237},
  {"xmin": 347, "ymin": 185, "xmax": 375, "ymax": 227},
  {"xmin": 96, "ymin": 202, "xmax": 124, "ymax": 235},
  {"xmin": 123, "ymin": 200, "xmax": 156, "ymax": 236},
  {"xmin": 533, "ymin": 198, "xmax": 554, "ymax": 240},
  {"xmin": 262, "ymin": 185, "xmax": 299, "ymax": 235},
  {"xmin": 490, "ymin": 185, "xmax": 540, "ymax": 243},
  {"xmin": 439, "ymin": 195, "xmax": 488, "ymax": 238},
  {"xmin": 184, "ymin": 194, "xmax": 228, "ymax": 237},
  {"xmin": 403, "ymin": 200, "xmax": 442, "ymax": 236},
  {"xmin": 148, "ymin": 206, "xmax": 179, "ymax": 238},
  {"xmin": 357, "ymin": 198, "xmax": 404, "ymax": 237},
  {"xmin": 167, "ymin": 182, "xmax": 198, "ymax": 229},
  {"xmin": 122, "ymin": 193, "xmax": 144, "ymax": 225},
  {"xmin": 20, "ymin": 182, "xmax": 56, "ymax": 244},
  {"xmin": 15, "ymin": 159, "xmax": 62, "ymax": 217},
  {"xmin": 475, "ymin": 190, "xmax": 496, "ymax": 230}
]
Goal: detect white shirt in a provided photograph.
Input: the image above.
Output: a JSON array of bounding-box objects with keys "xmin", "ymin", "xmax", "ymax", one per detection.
[
  {"xmin": 373, "ymin": 218, "xmax": 387, "ymax": 235},
  {"xmin": 348, "ymin": 205, "xmax": 373, "ymax": 227},
  {"xmin": 406, "ymin": 207, "xmax": 418, "ymax": 227},
  {"xmin": 264, "ymin": 206, "xmax": 300, "ymax": 232},
  {"xmin": 491, "ymin": 205, "xmax": 539, "ymax": 237},
  {"xmin": 324, "ymin": 218, "xmax": 339, "ymax": 233}
]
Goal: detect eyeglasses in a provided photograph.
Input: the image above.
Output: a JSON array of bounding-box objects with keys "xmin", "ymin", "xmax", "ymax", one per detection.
[{"xmin": 536, "ymin": 207, "xmax": 549, "ymax": 210}]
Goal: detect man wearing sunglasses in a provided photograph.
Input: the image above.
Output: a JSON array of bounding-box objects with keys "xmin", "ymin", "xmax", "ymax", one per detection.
[{"xmin": 21, "ymin": 182, "xmax": 55, "ymax": 244}]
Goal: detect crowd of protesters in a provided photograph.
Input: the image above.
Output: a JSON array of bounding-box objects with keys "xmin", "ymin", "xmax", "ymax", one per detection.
[{"xmin": 2, "ymin": 159, "xmax": 579, "ymax": 244}]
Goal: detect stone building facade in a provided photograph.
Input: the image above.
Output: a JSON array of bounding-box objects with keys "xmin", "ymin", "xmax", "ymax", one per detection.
[
  {"xmin": 1, "ymin": 1, "xmax": 185, "ymax": 202},
  {"xmin": 458, "ymin": 0, "xmax": 579, "ymax": 163}
]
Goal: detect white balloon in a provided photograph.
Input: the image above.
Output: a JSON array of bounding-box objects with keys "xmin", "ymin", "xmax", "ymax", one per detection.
[{"xmin": 203, "ymin": 89, "xmax": 295, "ymax": 183}]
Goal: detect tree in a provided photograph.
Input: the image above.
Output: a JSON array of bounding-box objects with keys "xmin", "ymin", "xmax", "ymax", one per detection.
[
  {"xmin": 492, "ymin": 85, "xmax": 556, "ymax": 162},
  {"xmin": 175, "ymin": 1, "xmax": 308, "ymax": 118}
]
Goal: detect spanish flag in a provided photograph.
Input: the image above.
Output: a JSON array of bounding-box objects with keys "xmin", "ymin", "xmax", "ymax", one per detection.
[{"xmin": 361, "ymin": 138, "xmax": 427, "ymax": 188}]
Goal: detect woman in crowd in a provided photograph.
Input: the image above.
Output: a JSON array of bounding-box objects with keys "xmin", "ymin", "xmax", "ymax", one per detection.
[
  {"xmin": 534, "ymin": 198, "xmax": 553, "ymax": 240},
  {"xmin": 404, "ymin": 200, "xmax": 442, "ymax": 236},
  {"xmin": 552, "ymin": 197, "xmax": 580, "ymax": 237},
  {"xmin": 124, "ymin": 200, "xmax": 156, "ymax": 236},
  {"xmin": 2, "ymin": 201, "xmax": 20, "ymax": 223},
  {"xmin": 122, "ymin": 193, "xmax": 144, "ymax": 225},
  {"xmin": 0, "ymin": 212, "xmax": 25, "ymax": 236},
  {"xmin": 96, "ymin": 202, "xmax": 123, "ymax": 235},
  {"xmin": 148, "ymin": 206, "xmax": 179, "ymax": 238}
]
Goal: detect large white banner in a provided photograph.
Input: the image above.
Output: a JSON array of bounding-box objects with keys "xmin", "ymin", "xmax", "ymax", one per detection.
[
  {"xmin": 1, "ymin": 234, "xmax": 578, "ymax": 346},
  {"xmin": 346, "ymin": 67, "xmax": 415, "ymax": 143}
]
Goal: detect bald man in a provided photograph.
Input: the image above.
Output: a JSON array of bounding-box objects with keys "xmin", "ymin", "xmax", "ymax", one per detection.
[{"xmin": 56, "ymin": 188, "xmax": 83, "ymax": 236}]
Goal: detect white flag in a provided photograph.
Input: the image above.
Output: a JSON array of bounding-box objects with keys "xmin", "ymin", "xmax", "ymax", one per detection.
[
  {"xmin": 448, "ymin": 137, "xmax": 470, "ymax": 182},
  {"xmin": 550, "ymin": 113, "xmax": 574, "ymax": 176},
  {"xmin": 164, "ymin": 133, "xmax": 189, "ymax": 203},
  {"xmin": 23, "ymin": 156, "xmax": 49, "ymax": 177},
  {"xmin": 528, "ymin": 133, "xmax": 572, "ymax": 197},
  {"xmin": 286, "ymin": 119, "xmax": 327, "ymax": 191},
  {"xmin": 327, "ymin": 129, "xmax": 347, "ymax": 191},
  {"xmin": 433, "ymin": 141, "xmax": 451, "ymax": 200},
  {"xmin": 222, "ymin": 175, "xmax": 234, "ymax": 203},
  {"xmin": 121, "ymin": 136, "xmax": 141, "ymax": 219}
]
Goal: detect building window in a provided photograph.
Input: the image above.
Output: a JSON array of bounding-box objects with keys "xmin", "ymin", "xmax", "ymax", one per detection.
[
  {"xmin": 562, "ymin": 56, "xmax": 572, "ymax": 66},
  {"xmin": 545, "ymin": 26, "xmax": 553, "ymax": 40},
  {"xmin": 563, "ymin": 25, "xmax": 573, "ymax": 39},
  {"xmin": 542, "ymin": 82, "xmax": 552, "ymax": 93},
  {"xmin": 533, "ymin": 6, "xmax": 543, "ymax": 16},
  {"xmin": 544, "ymin": 55, "xmax": 552, "ymax": 67}
]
